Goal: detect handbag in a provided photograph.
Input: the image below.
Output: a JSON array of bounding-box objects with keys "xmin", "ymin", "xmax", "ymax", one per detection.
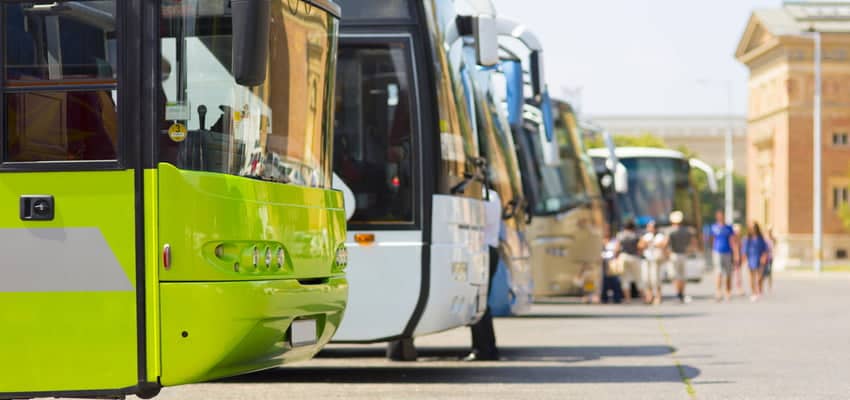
[{"xmin": 608, "ymin": 256, "xmax": 625, "ymax": 276}]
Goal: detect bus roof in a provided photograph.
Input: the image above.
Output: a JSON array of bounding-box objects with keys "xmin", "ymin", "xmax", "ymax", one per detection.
[{"xmin": 587, "ymin": 146, "xmax": 686, "ymax": 160}]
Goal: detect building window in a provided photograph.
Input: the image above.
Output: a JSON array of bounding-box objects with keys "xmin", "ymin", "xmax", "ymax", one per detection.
[
  {"xmin": 826, "ymin": 48, "xmax": 848, "ymax": 61},
  {"xmin": 832, "ymin": 132, "xmax": 849, "ymax": 146},
  {"xmin": 833, "ymin": 186, "xmax": 849, "ymax": 211}
]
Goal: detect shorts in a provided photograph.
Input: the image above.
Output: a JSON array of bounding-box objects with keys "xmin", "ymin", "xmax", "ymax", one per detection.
[
  {"xmin": 618, "ymin": 253, "xmax": 642, "ymax": 290},
  {"xmin": 669, "ymin": 253, "xmax": 687, "ymax": 281},
  {"xmin": 713, "ymin": 252, "xmax": 733, "ymax": 276},
  {"xmin": 763, "ymin": 260, "xmax": 773, "ymax": 277},
  {"xmin": 642, "ymin": 259, "xmax": 662, "ymax": 291}
]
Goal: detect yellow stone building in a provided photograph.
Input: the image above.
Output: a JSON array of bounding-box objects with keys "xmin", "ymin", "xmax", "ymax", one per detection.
[{"xmin": 736, "ymin": 2, "xmax": 850, "ymax": 269}]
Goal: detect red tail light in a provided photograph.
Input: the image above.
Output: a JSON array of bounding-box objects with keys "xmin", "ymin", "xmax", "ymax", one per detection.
[{"xmin": 163, "ymin": 244, "xmax": 172, "ymax": 270}]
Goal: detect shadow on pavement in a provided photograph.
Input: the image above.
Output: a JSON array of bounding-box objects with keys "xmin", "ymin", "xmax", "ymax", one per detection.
[
  {"xmin": 536, "ymin": 294, "xmax": 717, "ymax": 305},
  {"xmin": 217, "ymin": 365, "xmax": 700, "ymax": 384},
  {"xmin": 319, "ymin": 345, "xmax": 675, "ymax": 363},
  {"xmin": 509, "ymin": 312, "xmax": 706, "ymax": 319}
]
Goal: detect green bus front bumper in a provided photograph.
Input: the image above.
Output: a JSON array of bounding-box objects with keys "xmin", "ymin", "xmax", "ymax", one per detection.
[{"xmin": 159, "ymin": 276, "xmax": 347, "ymax": 386}]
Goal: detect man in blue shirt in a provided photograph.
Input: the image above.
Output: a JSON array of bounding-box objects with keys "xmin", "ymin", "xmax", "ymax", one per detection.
[{"xmin": 710, "ymin": 210, "xmax": 739, "ymax": 301}]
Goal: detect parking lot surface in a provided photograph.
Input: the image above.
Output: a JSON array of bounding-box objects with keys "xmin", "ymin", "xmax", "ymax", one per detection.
[{"xmin": 149, "ymin": 273, "xmax": 850, "ymax": 400}]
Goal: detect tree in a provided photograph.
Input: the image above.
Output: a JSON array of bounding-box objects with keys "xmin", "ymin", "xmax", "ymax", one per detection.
[{"xmin": 585, "ymin": 132, "xmax": 668, "ymax": 149}]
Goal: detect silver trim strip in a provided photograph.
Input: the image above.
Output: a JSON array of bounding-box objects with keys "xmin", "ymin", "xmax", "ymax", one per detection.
[{"xmin": 0, "ymin": 228, "xmax": 133, "ymax": 293}]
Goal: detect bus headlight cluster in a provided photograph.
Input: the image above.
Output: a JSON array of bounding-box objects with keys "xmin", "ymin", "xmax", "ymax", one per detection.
[
  {"xmin": 276, "ymin": 247, "xmax": 286, "ymax": 269},
  {"xmin": 212, "ymin": 242, "xmax": 288, "ymax": 274},
  {"xmin": 335, "ymin": 246, "xmax": 348, "ymax": 269}
]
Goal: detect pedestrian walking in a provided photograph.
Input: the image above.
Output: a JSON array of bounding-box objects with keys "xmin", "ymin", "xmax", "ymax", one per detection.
[
  {"xmin": 761, "ymin": 227, "xmax": 776, "ymax": 294},
  {"xmin": 743, "ymin": 222, "xmax": 769, "ymax": 302},
  {"xmin": 732, "ymin": 224, "xmax": 746, "ymax": 296},
  {"xmin": 467, "ymin": 189, "xmax": 501, "ymax": 361},
  {"xmin": 666, "ymin": 211, "xmax": 696, "ymax": 303},
  {"xmin": 615, "ymin": 220, "xmax": 642, "ymax": 304},
  {"xmin": 709, "ymin": 210, "xmax": 739, "ymax": 301},
  {"xmin": 639, "ymin": 221, "xmax": 666, "ymax": 305},
  {"xmin": 601, "ymin": 230, "xmax": 624, "ymax": 304}
]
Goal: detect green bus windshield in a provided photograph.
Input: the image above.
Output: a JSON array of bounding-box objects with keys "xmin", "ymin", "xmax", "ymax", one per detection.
[{"xmin": 158, "ymin": 0, "xmax": 337, "ymax": 188}]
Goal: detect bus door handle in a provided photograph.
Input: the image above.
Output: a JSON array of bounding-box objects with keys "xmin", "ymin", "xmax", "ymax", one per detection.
[{"xmin": 20, "ymin": 195, "xmax": 54, "ymax": 221}]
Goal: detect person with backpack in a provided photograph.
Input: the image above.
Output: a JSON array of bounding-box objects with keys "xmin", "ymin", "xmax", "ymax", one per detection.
[
  {"xmin": 666, "ymin": 211, "xmax": 697, "ymax": 303},
  {"xmin": 615, "ymin": 220, "xmax": 642, "ymax": 304}
]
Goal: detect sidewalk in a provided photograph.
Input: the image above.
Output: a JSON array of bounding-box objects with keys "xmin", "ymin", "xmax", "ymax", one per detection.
[{"xmin": 776, "ymin": 267, "xmax": 850, "ymax": 280}]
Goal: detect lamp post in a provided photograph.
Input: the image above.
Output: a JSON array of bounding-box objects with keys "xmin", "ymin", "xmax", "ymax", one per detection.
[{"xmin": 697, "ymin": 80, "xmax": 735, "ymax": 225}]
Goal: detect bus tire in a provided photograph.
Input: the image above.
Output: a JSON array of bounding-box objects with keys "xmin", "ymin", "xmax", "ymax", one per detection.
[
  {"xmin": 136, "ymin": 382, "xmax": 162, "ymax": 399},
  {"xmin": 386, "ymin": 337, "xmax": 417, "ymax": 361}
]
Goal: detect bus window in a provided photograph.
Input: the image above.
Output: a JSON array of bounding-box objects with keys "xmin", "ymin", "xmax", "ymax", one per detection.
[
  {"xmin": 619, "ymin": 157, "xmax": 695, "ymax": 226},
  {"xmin": 337, "ymin": 0, "xmax": 411, "ymax": 21},
  {"xmin": 159, "ymin": 0, "xmax": 336, "ymax": 188},
  {"xmin": 334, "ymin": 40, "xmax": 416, "ymax": 224},
  {"xmin": 2, "ymin": 1, "xmax": 119, "ymax": 162},
  {"xmin": 553, "ymin": 109, "xmax": 590, "ymax": 205}
]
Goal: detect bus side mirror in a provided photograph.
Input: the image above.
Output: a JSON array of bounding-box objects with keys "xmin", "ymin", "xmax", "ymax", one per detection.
[
  {"xmin": 474, "ymin": 15, "xmax": 499, "ymax": 67},
  {"xmin": 333, "ymin": 173, "xmax": 357, "ymax": 221},
  {"xmin": 689, "ymin": 158, "xmax": 719, "ymax": 193},
  {"xmin": 232, "ymin": 0, "xmax": 270, "ymax": 87},
  {"xmin": 530, "ymin": 50, "xmax": 545, "ymax": 97},
  {"xmin": 614, "ymin": 163, "xmax": 628, "ymax": 193}
]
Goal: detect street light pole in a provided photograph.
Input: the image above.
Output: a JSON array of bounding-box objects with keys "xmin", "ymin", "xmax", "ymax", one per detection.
[
  {"xmin": 812, "ymin": 31, "xmax": 823, "ymax": 273},
  {"xmin": 697, "ymin": 79, "xmax": 736, "ymax": 225},
  {"xmin": 724, "ymin": 81, "xmax": 735, "ymax": 225}
]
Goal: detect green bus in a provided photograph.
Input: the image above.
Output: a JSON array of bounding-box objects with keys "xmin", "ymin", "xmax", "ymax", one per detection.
[{"xmin": 0, "ymin": 0, "xmax": 347, "ymax": 398}]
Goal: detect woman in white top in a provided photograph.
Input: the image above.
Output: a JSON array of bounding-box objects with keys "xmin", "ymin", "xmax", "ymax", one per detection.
[{"xmin": 639, "ymin": 221, "xmax": 667, "ymax": 305}]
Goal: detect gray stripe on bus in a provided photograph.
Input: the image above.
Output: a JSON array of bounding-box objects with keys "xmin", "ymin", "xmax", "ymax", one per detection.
[{"xmin": 0, "ymin": 228, "xmax": 133, "ymax": 293}]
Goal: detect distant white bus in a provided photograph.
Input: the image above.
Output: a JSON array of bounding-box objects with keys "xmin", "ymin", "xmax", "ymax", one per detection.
[{"xmin": 589, "ymin": 147, "xmax": 717, "ymax": 281}]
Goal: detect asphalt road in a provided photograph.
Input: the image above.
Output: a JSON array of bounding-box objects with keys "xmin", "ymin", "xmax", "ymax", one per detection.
[{"xmin": 148, "ymin": 272, "xmax": 850, "ymax": 400}]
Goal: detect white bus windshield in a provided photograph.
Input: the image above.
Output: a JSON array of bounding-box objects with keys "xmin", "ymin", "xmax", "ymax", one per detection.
[{"xmin": 617, "ymin": 156, "xmax": 697, "ymax": 227}]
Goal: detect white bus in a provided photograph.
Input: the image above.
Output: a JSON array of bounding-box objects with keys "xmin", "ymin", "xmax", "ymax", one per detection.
[
  {"xmin": 331, "ymin": 0, "xmax": 498, "ymax": 360},
  {"xmin": 589, "ymin": 147, "xmax": 717, "ymax": 281}
]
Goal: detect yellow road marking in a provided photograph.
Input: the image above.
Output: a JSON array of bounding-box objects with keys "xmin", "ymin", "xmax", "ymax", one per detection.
[{"xmin": 657, "ymin": 315, "xmax": 697, "ymax": 399}]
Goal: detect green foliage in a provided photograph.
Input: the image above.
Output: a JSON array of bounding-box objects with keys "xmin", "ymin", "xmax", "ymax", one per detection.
[
  {"xmin": 698, "ymin": 173, "xmax": 747, "ymax": 225},
  {"xmin": 586, "ymin": 132, "xmax": 668, "ymax": 149}
]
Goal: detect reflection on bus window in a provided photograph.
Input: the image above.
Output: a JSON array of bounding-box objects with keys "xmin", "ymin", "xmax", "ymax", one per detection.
[
  {"xmin": 618, "ymin": 157, "xmax": 695, "ymax": 227},
  {"xmin": 2, "ymin": 1, "xmax": 119, "ymax": 162},
  {"xmin": 553, "ymin": 109, "xmax": 591, "ymax": 203},
  {"xmin": 159, "ymin": 0, "xmax": 336, "ymax": 188},
  {"xmin": 334, "ymin": 42, "xmax": 415, "ymax": 224},
  {"xmin": 524, "ymin": 105, "xmax": 589, "ymax": 215}
]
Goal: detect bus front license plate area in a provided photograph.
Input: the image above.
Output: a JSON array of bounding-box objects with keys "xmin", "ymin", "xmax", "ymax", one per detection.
[{"xmin": 289, "ymin": 319, "xmax": 318, "ymax": 347}]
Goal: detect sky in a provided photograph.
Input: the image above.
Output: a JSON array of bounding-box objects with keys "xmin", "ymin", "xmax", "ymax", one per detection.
[{"xmin": 491, "ymin": 0, "xmax": 784, "ymax": 116}]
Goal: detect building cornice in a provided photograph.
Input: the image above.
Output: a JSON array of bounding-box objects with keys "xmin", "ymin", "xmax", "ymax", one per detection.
[{"xmin": 738, "ymin": 37, "xmax": 783, "ymax": 66}]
